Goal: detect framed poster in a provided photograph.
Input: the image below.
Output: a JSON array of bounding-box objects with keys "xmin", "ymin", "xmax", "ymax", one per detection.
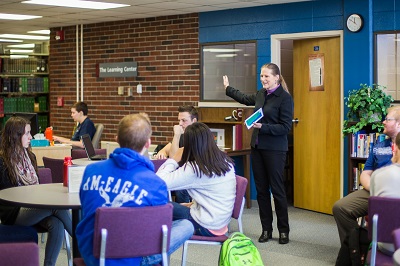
[{"xmin": 210, "ymin": 128, "xmax": 225, "ymax": 148}]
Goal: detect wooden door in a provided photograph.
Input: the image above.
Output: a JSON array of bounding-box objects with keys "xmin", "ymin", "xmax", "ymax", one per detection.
[{"xmin": 293, "ymin": 37, "xmax": 341, "ymax": 214}]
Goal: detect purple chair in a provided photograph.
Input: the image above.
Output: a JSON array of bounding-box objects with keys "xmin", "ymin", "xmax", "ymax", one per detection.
[
  {"xmin": 42, "ymin": 157, "xmax": 64, "ymax": 183},
  {"xmin": 73, "ymin": 204, "xmax": 173, "ymax": 266},
  {"xmin": 37, "ymin": 168, "xmax": 52, "ymax": 184},
  {"xmin": 71, "ymin": 148, "xmax": 107, "ymax": 160},
  {"xmin": 367, "ymin": 196, "xmax": 400, "ymax": 266},
  {"xmin": 152, "ymin": 159, "xmax": 167, "ymax": 171},
  {"xmin": 0, "ymin": 242, "xmax": 39, "ymax": 266},
  {"xmin": 393, "ymin": 228, "xmax": 400, "ymax": 250},
  {"xmin": 180, "ymin": 175, "xmax": 248, "ymax": 266}
]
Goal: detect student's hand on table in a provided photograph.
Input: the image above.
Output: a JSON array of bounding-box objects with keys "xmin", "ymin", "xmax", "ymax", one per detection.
[
  {"xmin": 53, "ymin": 135, "xmax": 68, "ymax": 143},
  {"xmin": 223, "ymin": 75, "xmax": 229, "ymax": 89},
  {"xmin": 154, "ymin": 151, "xmax": 167, "ymax": 159}
]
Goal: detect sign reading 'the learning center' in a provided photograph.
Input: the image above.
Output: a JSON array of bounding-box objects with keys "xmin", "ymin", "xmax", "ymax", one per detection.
[{"xmin": 97, "ymin": 62, "xmax": 138, "ymax": 78}]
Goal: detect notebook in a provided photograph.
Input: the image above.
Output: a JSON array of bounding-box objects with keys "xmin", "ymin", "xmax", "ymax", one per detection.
[{"xmin": 81, "ymin": 134, "xmax": 107, "ymax": 160}]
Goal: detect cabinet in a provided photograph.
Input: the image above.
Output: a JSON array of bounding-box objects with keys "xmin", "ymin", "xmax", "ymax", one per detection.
[{"xmin": 0, "ymin": 54, "xmax": 49, "ymax": 132}]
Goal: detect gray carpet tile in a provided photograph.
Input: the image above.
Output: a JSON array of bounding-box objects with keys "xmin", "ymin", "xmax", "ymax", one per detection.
[{"xmin": 40, "ymin": 204, "xmax": 340, "ymax": 265}]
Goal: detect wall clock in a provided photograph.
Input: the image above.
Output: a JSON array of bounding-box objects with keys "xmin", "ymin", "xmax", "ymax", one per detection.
[{"xmin": 346, "ymin": 14, "xmax": 363, "ymax": 33}]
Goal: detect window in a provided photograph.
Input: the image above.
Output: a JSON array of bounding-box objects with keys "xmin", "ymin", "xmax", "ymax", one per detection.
[
  {"xmin": 375, "ymin": 33, "xmax": 400, "ymax": 100},
  {"xmin": 201, "ymin": 42, "xmax": 257, "ymax": 102}
]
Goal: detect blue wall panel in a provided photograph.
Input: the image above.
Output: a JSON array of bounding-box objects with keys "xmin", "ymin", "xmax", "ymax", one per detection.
[{"xmin": 199, "ymin": 0, "xmax": 400, "ymax": 198}]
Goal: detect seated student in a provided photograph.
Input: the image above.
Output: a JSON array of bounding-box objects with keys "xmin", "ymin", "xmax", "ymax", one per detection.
[
  {"xmin": 76, "ymin": 113, "xmax": 193, "ymax": 266},
  {"xmin": 53, "ymin": 102, "xmax": 96, "ymax": 149},
  {"xmin": 154, "ymin": 105, "xmax": 198, "ymax": 203},
  {"xmin": 0, "ymin": 224, "xmax": 38, "ymax": 243},
  {"xmin": 369, "ymin": 131, "xmax": 400, "ymax": 255},
  {"xmin": 156, "ymin": 122, "xmax": 236, "ymax": 237},
  {"xmin": 0, "ymin": 116, "xmax": 72, "ymax": 266}
]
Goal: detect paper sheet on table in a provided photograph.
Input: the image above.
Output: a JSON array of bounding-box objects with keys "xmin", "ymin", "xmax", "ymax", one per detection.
[{"xmin": 68, "ymin": 165, "xmax": 86, "ymax": 193}]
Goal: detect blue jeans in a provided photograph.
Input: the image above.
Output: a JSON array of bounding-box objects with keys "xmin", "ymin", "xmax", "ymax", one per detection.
[
  {"xmin": 171, "ymin": 202, "xmax": 217, "ymax": 237},
  {"xmin": 141, "ymin": 219, "xmax": 194, "ymax": 265},
  {"xmin": 174, "ymin": 190, "xmax": 191, "ymax": 203}
]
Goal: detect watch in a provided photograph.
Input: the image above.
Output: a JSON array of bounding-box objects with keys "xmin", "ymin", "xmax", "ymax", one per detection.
[{"xmin": 346, "ymin": 14, "xmax": 363, "ymax": 33}]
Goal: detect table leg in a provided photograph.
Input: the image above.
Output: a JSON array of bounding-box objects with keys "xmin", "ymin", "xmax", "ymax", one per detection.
[
  {"xmin": 71, "ymin": 209, "xmax": 81, "ymax": 258},
  {"xmin": 243, "ymin": 153, "xmax": 251, "ymax": 208}
]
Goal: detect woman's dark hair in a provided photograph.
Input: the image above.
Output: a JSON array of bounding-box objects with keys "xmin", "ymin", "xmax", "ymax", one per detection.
[
  {"xmin": 0, "ymin": 116, "xmax": 37, "ymax": 185},
  {"xmin": 179, "ymin": 122, "xmax": 234, "ymax": 177}
]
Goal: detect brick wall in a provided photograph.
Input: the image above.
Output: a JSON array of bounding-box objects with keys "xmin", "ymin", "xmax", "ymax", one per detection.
[{"xmin": 49, "ymin": 13, "xmax": 199, "ymax": 144}]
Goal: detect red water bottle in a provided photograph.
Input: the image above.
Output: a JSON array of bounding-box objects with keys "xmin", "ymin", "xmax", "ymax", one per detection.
[{"xmin": 63, "ymin": 156, "xmax": 73, "ymax": 187}]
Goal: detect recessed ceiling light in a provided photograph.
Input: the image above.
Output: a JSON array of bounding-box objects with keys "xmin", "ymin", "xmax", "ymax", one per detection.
[
  {"xmin": 0, "ymin": 39, "xmax": 23, "ymax": 43},
  {"xmin": 28, "ymin": 30, "xmax": 50, "ymax": 35},
  {"xmin": 0, "ymin": 13, "xmax": 42, "ymax": 20},
  {"xmin": 10, "ymin": 49, "xmax": 34, "ymax": 53},
  {"xmin": 22, "ymin": 0, "xmax": 130, "ymax": 10},
  {"xmin": 8, "ymin": 43, "xmax": 35, "ymax": 48},
  {"xmin": 0, "ymin": 34, "xmax": 49, "ymax": 40}
]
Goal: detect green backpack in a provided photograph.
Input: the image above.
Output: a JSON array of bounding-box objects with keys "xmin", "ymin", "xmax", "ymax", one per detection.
[{"xmin": 219, "ymin": 232, "xmax": 264, "ymax": 266}]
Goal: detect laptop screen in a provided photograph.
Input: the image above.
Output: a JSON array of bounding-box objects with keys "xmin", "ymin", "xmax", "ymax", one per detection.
[{"xmin": 81, "ymin": 134, "xmax": 96, "ymax": 158}]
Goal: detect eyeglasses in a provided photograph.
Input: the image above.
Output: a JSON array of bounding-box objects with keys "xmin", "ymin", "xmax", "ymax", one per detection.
[{"xmin": 384, "ymin": 117, "xmax": 397, "ymax": 122}]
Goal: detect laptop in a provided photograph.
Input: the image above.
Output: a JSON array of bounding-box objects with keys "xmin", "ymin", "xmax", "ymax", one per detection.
[{"xmin": 81, "ymin": 134, "xmax": 107, "ymax": 160}]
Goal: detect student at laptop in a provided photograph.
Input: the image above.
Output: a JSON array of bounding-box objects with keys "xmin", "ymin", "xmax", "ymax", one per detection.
[
  {"xmin": 53, "ymin": 102, "xmax": 96, "ymax": 149},
  {"xmin": 153, "ymin": 105, "xmax": 198, "ymax": 203}
]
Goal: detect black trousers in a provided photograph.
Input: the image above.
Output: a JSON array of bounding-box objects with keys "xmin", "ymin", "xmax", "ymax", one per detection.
[{"xmin": 251, "ymin": 147, "xmax": 289, "ymax": 233}]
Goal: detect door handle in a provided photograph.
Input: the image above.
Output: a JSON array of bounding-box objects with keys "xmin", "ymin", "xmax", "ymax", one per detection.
[{"xmin": 292, "ymin": 118, "xmax": 299, "ymax": 124}]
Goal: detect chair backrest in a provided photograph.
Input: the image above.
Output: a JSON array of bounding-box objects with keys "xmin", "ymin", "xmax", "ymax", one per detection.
[
  {"xmin": 37, "ymin": 168, "xmax": 52, "ymax": 184},
  {"xmin": 152, "ymin": 159, "xmax": 167, "ymax": 172},
  {"xmin": 0, "ymin": 242, "xmax": 39, "ymax": 266},
  {"xmin": 92, "ymin": 124, "xmax": 104, "ymax": 149},
  {"xmin": 71, "ymin": 148, "xmax": 107, "ymax": 160},
  {"xmin": 233, "ymin": 175, "xmax": 248, "ymax": 219},
  {"xmin": 368, "ymin": 196, "xmax": 400, "ymax": 243},
  {"xmin": 93, "ymin": 204, "xmax": 173, "ymax": 260},
  {"xmin": 42, "ymin": 157, "xmax": 64, "ymax": 183},
  {"xmin": 393, "ymin": 228, "xmax": 400, "ymax": 250}
]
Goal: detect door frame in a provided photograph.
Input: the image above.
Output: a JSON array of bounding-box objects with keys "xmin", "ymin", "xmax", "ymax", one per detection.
[{"xmin": 271, "ymin": 30, "xmax": 344, "ymax": 197}]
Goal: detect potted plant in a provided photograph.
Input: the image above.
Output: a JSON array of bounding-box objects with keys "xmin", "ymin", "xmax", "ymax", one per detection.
[{"xmin": 343, "ymin": 83, "xmax": 394, "ymax": 135}]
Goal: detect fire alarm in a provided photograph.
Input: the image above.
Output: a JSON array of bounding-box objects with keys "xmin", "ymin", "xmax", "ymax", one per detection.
[
  {"xmin": 57, "ymin": 97, "xmax": 64, "ymax": 107},
  {"xmin": 55, "ymin": 30, "xmax": 65, "ymax": 41}
]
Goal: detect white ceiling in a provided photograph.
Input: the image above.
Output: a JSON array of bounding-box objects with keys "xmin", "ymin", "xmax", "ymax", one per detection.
[{"xmin": 0, "ymin": 0, "xmax": 309, "ymax": 40}]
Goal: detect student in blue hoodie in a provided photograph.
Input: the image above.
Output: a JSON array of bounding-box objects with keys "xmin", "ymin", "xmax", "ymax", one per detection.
[{"xmin": 76, "ymin": 113, "xmax": 194, "ymax": 266}]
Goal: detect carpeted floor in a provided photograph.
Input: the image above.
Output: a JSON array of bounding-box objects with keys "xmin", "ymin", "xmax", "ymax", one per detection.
[{"xmin": 40, "ymin": 203, "xmax": 340, "ymax": 265}]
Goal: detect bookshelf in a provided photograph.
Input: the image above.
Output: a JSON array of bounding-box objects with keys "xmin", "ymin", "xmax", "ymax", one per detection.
[
  {"xmin": 0, "ymin": 54, "xmax": 49, "ymax": 132},
  {"xmin": 347, "ymin": 124, "xmax": 381, "ymax": 194}
]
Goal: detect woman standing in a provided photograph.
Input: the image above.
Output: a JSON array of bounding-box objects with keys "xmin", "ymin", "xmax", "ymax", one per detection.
[
  {"xmin": 223, "ymin": 63, "xmax": 293, "ymax": 244},
  {"xmin": 0, "ymin": 116, "xmax": 72, "ymax": 266},
  {"xmin": 156, "ymin": 122, "xmax": 236, "ymax": 237}
]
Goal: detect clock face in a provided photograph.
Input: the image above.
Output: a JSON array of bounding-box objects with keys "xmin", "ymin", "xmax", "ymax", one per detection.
[{"xmin": 347, "ymin": 14, "xmax": 363, "ymax": 33}]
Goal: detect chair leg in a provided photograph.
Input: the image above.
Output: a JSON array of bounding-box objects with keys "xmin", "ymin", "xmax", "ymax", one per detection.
[
  {"xmin": 181, "ymin": 241, "xmax": 189, "ymax": 266},
  {"xmin": 64, "ymin": 230, "xmax": 72, "ymax": 266}
]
